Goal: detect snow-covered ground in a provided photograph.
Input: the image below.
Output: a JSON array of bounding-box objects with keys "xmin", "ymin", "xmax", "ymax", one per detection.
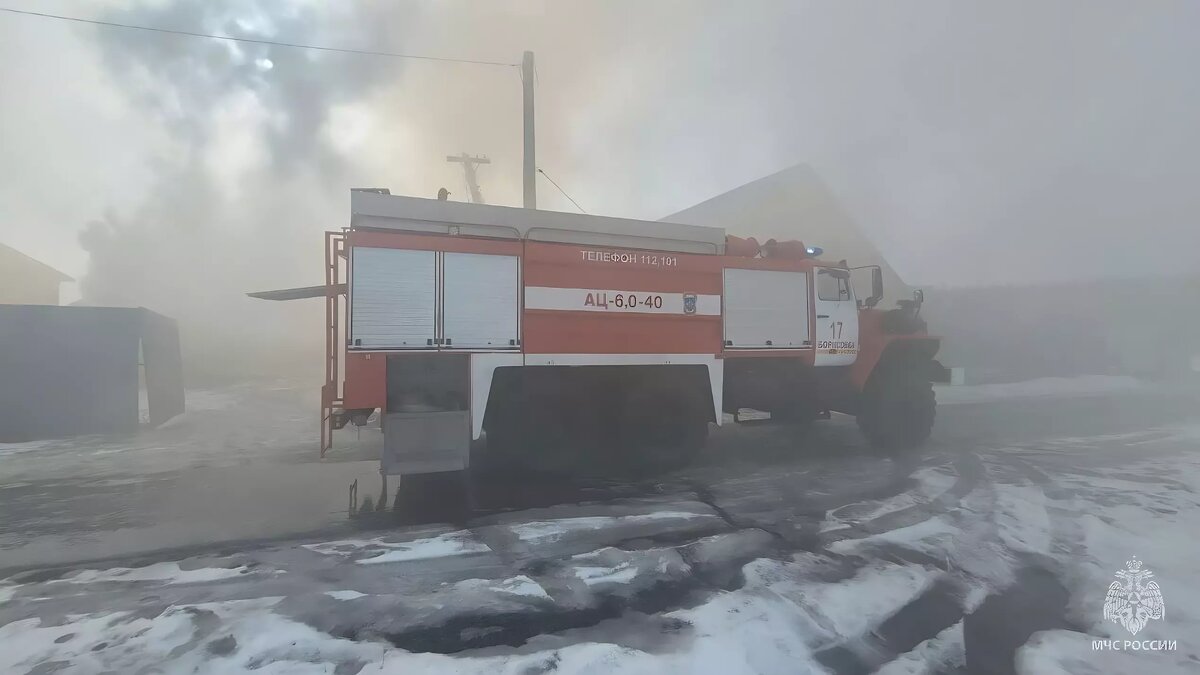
[
  {"xmin": 3, "ymin": 378, "xmax": 1200, "ymax": 673},
  {"xmin": 825, "ymin": 424, "xmax": 1200, "ymax": 673},
  {"xmin": 0, "ymin": 381, "xmax": 383, "ymax": 569},
  {"xmin": 3, "ymin": 422, "xmax": 1199, "ymax": 672}
]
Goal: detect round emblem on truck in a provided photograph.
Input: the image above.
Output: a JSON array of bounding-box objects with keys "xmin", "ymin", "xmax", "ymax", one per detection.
[{"xmin": 683, "ymin": 293, "xmax": 697, "ymax": 315}]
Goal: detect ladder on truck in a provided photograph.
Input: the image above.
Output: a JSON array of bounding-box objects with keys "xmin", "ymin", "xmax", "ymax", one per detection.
[{"xmin": 321, "ymin": 230, "xmax": 346, "ymax": 456}]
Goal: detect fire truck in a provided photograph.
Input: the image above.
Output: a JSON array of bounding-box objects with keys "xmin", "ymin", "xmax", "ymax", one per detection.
[{"xmin": 255, "ymin": 189, "xmax": 944, "ymax": 499}]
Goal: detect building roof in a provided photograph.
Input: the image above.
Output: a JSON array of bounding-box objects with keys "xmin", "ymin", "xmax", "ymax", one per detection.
[
  {"xmin": 660, "ymin": 163, "xmax": 911, "ymax": 304},
  {"xmin": 0, "ymin": 242, "xmax": 73, "ymax": 282}
]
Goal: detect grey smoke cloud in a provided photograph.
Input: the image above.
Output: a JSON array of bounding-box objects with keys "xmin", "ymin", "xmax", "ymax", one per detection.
[
  {"xmin": 92, "ymin": 0, "xmax": 411, "ymax": 175},
  {"xmin": 2, "ymin": 0, "xmax": 1199, "ymax": 381}
]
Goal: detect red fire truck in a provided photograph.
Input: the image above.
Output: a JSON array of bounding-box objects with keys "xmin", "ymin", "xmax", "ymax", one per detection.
[{"xmin": 256, "ymin": 189, "xmax": 944, "ymax": 498}]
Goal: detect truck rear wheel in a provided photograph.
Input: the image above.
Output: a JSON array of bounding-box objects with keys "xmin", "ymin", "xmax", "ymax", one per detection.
[{"xmin": 857, "ymin": 366, "xmax": 935, "ymax": 453}]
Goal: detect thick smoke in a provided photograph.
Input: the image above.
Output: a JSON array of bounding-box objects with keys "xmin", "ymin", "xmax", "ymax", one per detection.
[
  {"xmin": 55, "ymin": 0, "xmax": 1200, "ymax": 383},
  {"xmin": 90, "ymin": 1, "xmax": 410, "ymax": 176},
  {"xmin": 76, "ymin": 1, "xmax": 429, "ymax": 382}
]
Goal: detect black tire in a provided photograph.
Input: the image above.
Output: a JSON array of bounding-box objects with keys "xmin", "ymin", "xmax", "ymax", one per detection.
[{"xmin": 857, "ymin": 365, "xmax": 935, "ymax": 453}]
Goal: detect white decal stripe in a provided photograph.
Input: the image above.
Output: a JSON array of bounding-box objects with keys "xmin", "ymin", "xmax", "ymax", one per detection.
[{"xmin": 524, "ymin": 286, "xmax": 720, "ymax": 316}]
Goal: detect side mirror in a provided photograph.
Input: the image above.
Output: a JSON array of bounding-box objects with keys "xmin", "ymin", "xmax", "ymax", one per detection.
[
  {"xmin": 851, "ymin": 265, "xmax": 884, "ymax": 309},
  {"xmin": 911, "ymin": 289, "xmax": 925, "ymax": 317}
]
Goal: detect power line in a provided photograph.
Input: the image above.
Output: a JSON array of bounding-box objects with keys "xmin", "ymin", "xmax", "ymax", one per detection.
[
  {"xmin": 0, "ymin": 6, "xmax": 518, "ymax": 67},
  {"xmin": 537, "ymin": 168, "xmax": 586, "ymax": 213}
]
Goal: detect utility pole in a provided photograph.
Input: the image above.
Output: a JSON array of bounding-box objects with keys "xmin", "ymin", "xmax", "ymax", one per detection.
[
  {"xmin": 522, "ymin": 50, "xmax": 536, "ymax": 209},
  {"xmin": 446, "ymin": 153, "xmax": 491, "ymax": 204}
]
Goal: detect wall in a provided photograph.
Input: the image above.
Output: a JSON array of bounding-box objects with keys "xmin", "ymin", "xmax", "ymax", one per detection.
[
  {"xmin": 0, "ymin": 305, "xmax": 184, "ymax": 441},
  {"xmin": 922, "ymin": 275, "xmax": 1200, "ymax": 383},
  {"xmin": 0, "ymin": 244, "xmax": 67, "ymax": 305}
]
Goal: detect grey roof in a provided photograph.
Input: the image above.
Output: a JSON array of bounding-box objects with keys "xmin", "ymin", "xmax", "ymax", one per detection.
[
  {"xmin": 0, "ymin": 242, "xmax": 73, "ymax": 282},
  {"xmin": 661, "ymin": 164, "xmax": 911, "ymax": 303}
]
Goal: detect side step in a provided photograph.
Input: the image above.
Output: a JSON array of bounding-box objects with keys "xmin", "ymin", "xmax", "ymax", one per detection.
[
  {"xmin": 732, "ymin": 408, "xmax": 831, "ymax": 424},
  {"xmin": 734, "ymin": 408, "xmax": 772, "ymax": 424}
]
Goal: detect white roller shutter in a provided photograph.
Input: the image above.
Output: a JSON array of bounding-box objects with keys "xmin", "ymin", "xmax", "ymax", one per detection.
[
  {"xmin": 723, "ymin": 268, "xmax": 810, "ymax": 348},
  {"xmin": 442, "ymin": 252, "xmax": 519, "ymax": 348},
  {"xmin": 350, "ymin": 247, "xmax": 436, "ymax": 348}
]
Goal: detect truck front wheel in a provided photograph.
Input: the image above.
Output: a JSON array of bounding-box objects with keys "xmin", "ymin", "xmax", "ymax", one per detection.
[{"xmin": 857, "ymin": 366, "xmax": 935, "ymax": 453}]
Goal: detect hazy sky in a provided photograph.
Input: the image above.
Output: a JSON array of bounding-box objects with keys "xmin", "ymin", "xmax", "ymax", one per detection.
[{"xmin": 1, "ymin": 0, "xmax": 1198, "ymax": 309}]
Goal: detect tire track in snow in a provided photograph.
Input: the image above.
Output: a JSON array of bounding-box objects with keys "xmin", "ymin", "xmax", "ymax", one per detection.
[{"xmin": 820, "ymin": 451, "xmax": 983, "ymax": 547}]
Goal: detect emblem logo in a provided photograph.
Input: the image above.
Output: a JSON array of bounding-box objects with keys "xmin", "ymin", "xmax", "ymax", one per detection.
[
  {"xmin": 683, "ymin": 293, "xmax": 697, "ymax": 315},
  {"xmin": 1104, "ymin": 557, "xmax": 1165, "ymax": 635}
]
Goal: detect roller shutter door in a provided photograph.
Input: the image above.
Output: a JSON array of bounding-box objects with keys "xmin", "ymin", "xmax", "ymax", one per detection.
[
  {"xmin": 442, "ymin": 252, "xmax": 519, "ymax": 348},
  {"xmin": 723, "ymin": 268, "xmax": 810, "ymax": 348},
  {"xmin": 350, "ymin": 247, "xmax": 436, "ymax": 348}
]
